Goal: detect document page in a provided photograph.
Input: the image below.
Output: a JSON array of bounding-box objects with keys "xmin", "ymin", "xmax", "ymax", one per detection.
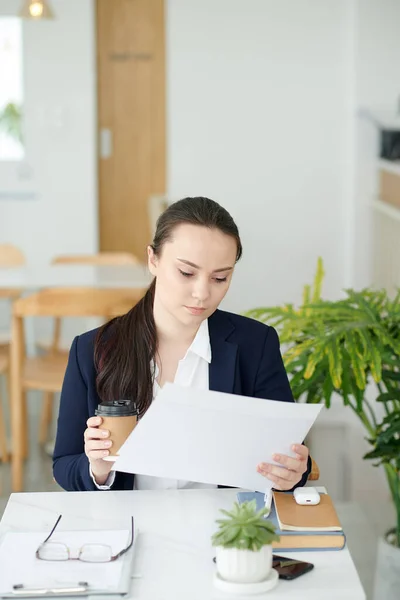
[{"xmin": 114, "ymin": 383, "xmax": 322, "ymax": 492}]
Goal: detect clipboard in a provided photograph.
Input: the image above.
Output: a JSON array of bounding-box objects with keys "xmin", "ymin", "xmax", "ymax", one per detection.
[{"xmin": 0, "ymin": 528, "xmax": 137, "ymax": 599}]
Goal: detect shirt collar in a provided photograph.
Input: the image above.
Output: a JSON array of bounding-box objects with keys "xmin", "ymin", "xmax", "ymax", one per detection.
[{"xmin": 186, "ymin": 318, "xmax": 212, "ymax": 363}]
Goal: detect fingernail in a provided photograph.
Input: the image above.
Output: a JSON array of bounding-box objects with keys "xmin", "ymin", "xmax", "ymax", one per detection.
[
  {"xmin": 103, "ymin": 450, "xmax": 109, "ymax": 456},
  {"xmin": 292, "ymin": 444, "xmax": 299, "ymax": 451},
  {"xmin": 273, "ymin": 454, "xmax": 280, "ymax": 461},
  {"xmin": 101, "ymin": 430, "xmax": 108, "ymax": 437},
  {"xmin": 104, "ymin": 441, "xmax": 112, "ymax": 447}
]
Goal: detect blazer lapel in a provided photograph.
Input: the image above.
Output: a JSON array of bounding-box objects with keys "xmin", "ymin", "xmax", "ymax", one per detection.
[{"xmin": 208, "ymin": 310, "xmax": 238, "ymax": 394}]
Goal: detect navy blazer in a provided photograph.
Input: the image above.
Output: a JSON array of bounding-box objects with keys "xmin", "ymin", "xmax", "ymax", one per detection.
[{"xmin": 53, "ymin": 309, "xmax": 311, "ymax": 491}]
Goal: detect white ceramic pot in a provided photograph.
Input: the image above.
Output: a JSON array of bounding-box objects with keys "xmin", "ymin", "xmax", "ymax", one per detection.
[
  {"xmin": 373, "ymin": 529, "xmax": 400, "ymax": 600},
  {"xmin": 216, "ymin": 545, "xmax": 272, "ymax": 583}
]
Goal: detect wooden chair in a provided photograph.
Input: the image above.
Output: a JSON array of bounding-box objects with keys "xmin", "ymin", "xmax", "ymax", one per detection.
[
  {"xmin": 0, "ymin": 243, "xmax": 25, "ymax": 268},
  {"xmin": 35, "ymin": 252, "xmax": 143, "ymax": 444},
  {"xmin": 0, "ymin": 346, "xmax": 10, "ymax": 462},
  {"xmin": 10, "ymin": 286, "xmax": 146, "ymax": 492},
  {"xmin": 38, "ymin": 252, "xmax": 142, "ymax": 354},
  {"xmin": 0, "ymin": 243, "xmax": 25, "ymax": 336},
  {"xmin": 0, "ymin": 244, "xmax": 25, "ymax": 459},
  {"xmin": 52, "ymin": 252, "xmax": 141, "ymax": 266},
  {"xmin": 148, "ymin": 195, "xmax": 169, "ymax": 238},
  {"xmin": 309, "ymin": 458, "xmax": 320, "ymax": 481}
]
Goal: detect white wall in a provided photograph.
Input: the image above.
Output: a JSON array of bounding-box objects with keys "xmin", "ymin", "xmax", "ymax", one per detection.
[
  {"xmin": 167, "ymin": 0, "xmax": 354, "ymax": 312},
  {"xmin": 353, "ymin": 0, "xmax": 400, "ymax": 290},
  {"xmin": 356, "ymin": 0, "xmax": 400, "ymax": 110},
  {"xmin": 0, "ymin": 0, "xmax": 98, "ymax": 265}
]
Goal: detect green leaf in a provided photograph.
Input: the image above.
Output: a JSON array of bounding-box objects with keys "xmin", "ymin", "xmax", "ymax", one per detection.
[
  {"xmin": 0, "ymin": 102, "xmax": 23, "ymax": 144},
  {"xmin": 376, "ymin": 391, "xmax": 400, "ymax": 403},
  {"xmin": 326, "ymin": 338, "xmax": 343, "ymax": 388},
  {"xmin": 243, "ymin": 525, "xmax": 258, "ymax": 538},
  {"xmin": 311, "ymin": 257, "xmax": 325, "ymax": 302},
  {"xmin": 382, "ymin": 370, "xmax": 400, "ymax": 381},
  {"xmin": 346, "ymin": 331, "xmax": 366, "ymax": 390},
  {"xmin": 322, "ymin": 375, "xmax": 334, "ymax": 408},
  {"xmin": 304, "ymin": 346, "xmax": 325, "ymax": 379},
  {"xmin": 340, "ymin": 360, "xmax": 352, "ymax": 406},
  {"xmin": 369, "ymin": 341, "xmax": 382, "ymax": 382}
]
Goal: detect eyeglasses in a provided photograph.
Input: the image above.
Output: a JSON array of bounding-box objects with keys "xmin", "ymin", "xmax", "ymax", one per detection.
[{"xmin": 36, "ymin": 515, "xmax": 134, "ymax": 563}]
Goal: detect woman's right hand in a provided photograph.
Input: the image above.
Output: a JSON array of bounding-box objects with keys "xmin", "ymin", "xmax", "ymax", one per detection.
[{"xmin": 84, "ymin": 416, "xmax": 113, "ymax": 485}]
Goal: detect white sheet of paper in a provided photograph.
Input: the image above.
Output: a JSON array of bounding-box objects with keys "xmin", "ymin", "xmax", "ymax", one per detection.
[
  {"xmin": 0, "ymin": 530, "xmax": 129, "ymax": 594},
  {"xmin": 113, "ymin": 383, "xmax": 323, "ymax": 493}
]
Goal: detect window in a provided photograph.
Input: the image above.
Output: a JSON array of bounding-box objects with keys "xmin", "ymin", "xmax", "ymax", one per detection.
[{"xmin": 0, "ymin": 17, "xmax": 24, "ymax": 161}]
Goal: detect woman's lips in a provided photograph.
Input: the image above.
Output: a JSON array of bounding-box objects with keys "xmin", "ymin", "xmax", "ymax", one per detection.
[{"xmin": 185, "ymin": 306, "xmax": 206, "ymax": 315}]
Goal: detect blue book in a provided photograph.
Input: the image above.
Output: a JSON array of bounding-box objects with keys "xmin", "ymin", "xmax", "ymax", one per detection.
[{"xmin": 237, "ymin": 491, "xmax": 346, "ymax": 552}]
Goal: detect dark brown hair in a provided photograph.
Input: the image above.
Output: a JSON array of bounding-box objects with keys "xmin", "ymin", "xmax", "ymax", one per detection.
[{"xmin": 94, "ymin": 197, "xmax": 242, "ymax": 416}]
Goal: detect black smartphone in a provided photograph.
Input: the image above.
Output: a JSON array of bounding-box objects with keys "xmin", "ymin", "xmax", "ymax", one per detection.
[{"xmin": 272, "ymin": 554, "xmax": 314, "ymax": 580}]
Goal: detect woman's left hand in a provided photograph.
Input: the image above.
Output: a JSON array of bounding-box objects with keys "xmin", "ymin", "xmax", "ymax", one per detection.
[{"xmin": 257, "ymin": 444, "xmax": 309, "ymax": 491}]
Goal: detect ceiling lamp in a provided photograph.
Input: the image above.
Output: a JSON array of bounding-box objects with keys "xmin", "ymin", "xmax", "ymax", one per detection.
[{"xmin": 19, "ymin": 1, "xmax": 55, "ymax": 20}]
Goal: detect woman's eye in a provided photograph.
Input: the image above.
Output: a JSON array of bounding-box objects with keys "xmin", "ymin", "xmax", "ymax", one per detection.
[
  {"xmin": 179, "ymin": 269, "xmax": 193, "ymax": 278},
  {"xmin": 215, "ymin": 277, "xmax": 227, "ymax": 283}
]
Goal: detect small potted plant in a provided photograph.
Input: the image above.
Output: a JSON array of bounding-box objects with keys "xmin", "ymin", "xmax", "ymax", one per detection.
[{"xmin": 212, "ymin": 499, "xmax": 280, "ymax": 584}]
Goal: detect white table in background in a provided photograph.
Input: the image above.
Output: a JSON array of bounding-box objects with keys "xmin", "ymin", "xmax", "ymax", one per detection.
[
  {"xmin": 0, "ymin": 264, "xmax": 152, "ymax": 355},
  {"xmin": 0, "ymin": 264, "xmax": 152, "ymax": 290},
  {"xmin": 0, "ymin": 489, "xmax": 366, "ymax": 600}
]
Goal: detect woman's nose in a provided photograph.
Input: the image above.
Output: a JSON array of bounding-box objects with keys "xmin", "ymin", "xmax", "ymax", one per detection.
[{"xmin": 192, "ymin": 279, "xmax": 210, "ymax": 303}]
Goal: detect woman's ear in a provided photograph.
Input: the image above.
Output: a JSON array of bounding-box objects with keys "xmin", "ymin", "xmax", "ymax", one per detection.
[{"xmin": 147, "ymin": 245, "xmax": 158, "ymax": 277}]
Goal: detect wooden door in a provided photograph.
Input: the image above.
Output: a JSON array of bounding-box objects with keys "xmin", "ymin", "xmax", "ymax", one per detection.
[{"xmin": 96, "ymin": 0, "xmax": 165, "ymax": 258}]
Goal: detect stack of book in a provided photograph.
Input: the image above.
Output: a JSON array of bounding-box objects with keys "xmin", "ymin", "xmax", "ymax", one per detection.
[{"xmin": 237, "ymin": 490, "xmax": 346, "ymax": 552}]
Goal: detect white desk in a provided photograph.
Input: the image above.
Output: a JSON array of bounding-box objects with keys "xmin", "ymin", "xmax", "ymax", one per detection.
[
  {"xmin": 0, "ymin": 489, "xmax": 366, "ymax": 600},
  {"xmin": 0, "ymin": 264, "xmax": 152, "ymax": 290}
]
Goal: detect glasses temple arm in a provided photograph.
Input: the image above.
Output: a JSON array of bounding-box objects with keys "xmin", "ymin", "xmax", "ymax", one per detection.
[{"xmin": 111, "ymin": 516, "xmax": 134, "ymax": 561}]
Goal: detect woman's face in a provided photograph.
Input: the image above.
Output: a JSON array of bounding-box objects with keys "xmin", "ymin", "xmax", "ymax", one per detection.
[{"xmin": 148, "ymin": 223, "xmax": 237, "ymax": 326}]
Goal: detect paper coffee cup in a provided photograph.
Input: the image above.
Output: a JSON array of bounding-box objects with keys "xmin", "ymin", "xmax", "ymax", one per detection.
[{"xmin": 95, "ymin": 400, "xmax": 138, "ymax": 460}]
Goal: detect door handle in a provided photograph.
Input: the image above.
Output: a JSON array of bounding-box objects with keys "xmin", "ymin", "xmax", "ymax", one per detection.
[{"xmin": 100, "ymin": 128, "xmax": 113, "ymax": 159}]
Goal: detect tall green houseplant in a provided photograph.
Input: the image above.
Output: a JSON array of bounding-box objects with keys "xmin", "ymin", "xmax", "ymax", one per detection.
[{"xmin": 246, "ymin": 258, "xmax": 400, "ymax": 548}]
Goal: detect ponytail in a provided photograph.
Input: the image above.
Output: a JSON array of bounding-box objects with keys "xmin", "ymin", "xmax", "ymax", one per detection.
[{"xmin": 94, "ymin": 279, "xmax": 156, "ymax": 416}]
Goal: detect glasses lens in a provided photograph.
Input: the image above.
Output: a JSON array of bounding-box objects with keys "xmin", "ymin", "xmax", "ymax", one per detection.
[
  {"xmin": 38, "ymin": 542, "xmax": 69, "ymax": 561},
  {"xmin": 80, "ymin": 544, "xmax": 112, "ymax": 563}
]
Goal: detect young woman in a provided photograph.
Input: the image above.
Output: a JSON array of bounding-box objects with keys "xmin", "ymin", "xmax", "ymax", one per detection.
[{"xmin": 53, "ymin": 197, "xmax": 311, "ymax": 491}]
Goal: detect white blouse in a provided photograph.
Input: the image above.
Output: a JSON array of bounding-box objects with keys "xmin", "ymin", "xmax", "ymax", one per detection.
[{"xmin": 91, "ymin": 318, "xmax": 217, "ymax": 490}]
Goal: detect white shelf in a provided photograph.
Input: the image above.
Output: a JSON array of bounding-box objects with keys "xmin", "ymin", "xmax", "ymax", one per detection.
[
  {"xmin": 372, "ymin": 198, "xmax": 400, "ymax": 222},
  {"xmin": 378, "ymin": 158, "xmax": 400, "ymax": 176}
]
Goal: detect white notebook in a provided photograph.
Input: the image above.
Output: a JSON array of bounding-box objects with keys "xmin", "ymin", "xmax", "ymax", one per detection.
[{"xmin": 0, "ymin": 528, "xmax": 135, "ymax": 597}]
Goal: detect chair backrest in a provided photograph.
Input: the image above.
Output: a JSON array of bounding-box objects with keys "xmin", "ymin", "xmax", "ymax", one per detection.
[
  {"xmin": 0, "ymin": 349, "xmax": 8, "ymax": 374},
  {"xmin": 13, "ymin": 287, "xmax": 146, "ymax": 318},
  {"xmin": 308, "ymin": 458, "xmax": 320, "ymax": 481},
  {"xmin": 0, "ymin": 244, "xmax": 25, "ymax": 267},
  {"xmin": 52, "ymin": 252, "xmax": 141, "ymax": 266},
  {"xmin": 148, "ymin": 195, "xmax": 169, "ymax": 238}
]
